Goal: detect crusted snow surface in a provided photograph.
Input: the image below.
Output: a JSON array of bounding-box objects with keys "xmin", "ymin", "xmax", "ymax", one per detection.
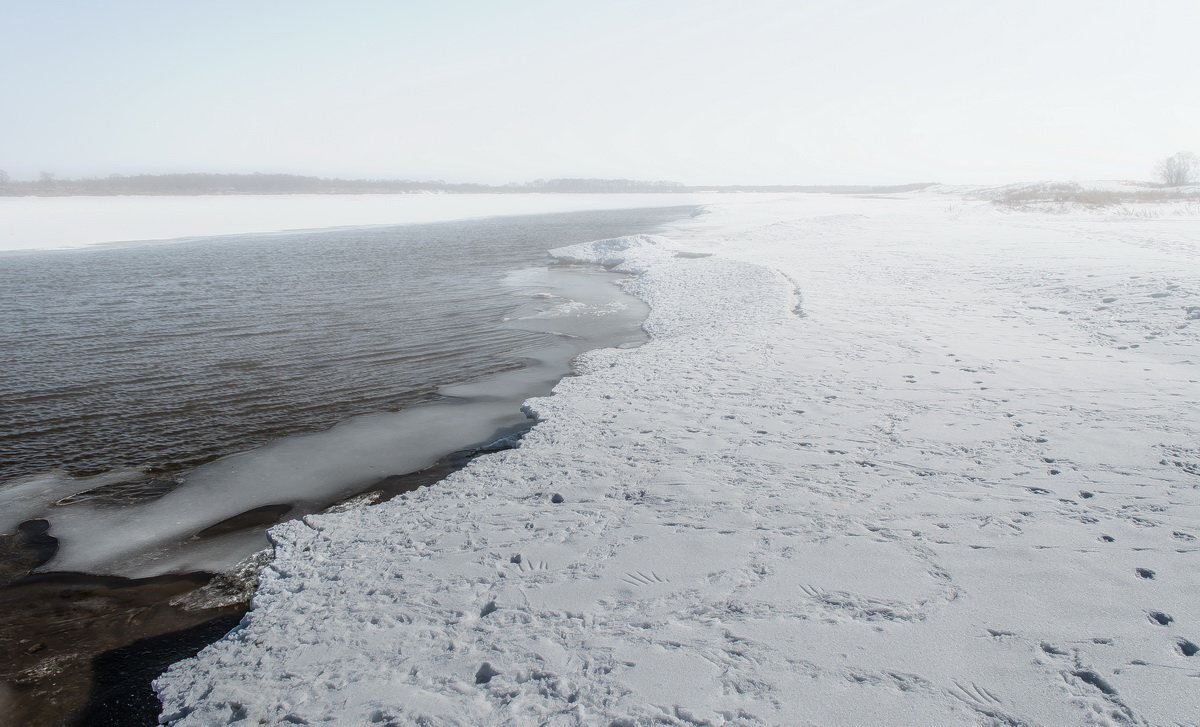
[{"xmin": 157, "ymin": 193, "xmax": 1200, "ymax": 726}]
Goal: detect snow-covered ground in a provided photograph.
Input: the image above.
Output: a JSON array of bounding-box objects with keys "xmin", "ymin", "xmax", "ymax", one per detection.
[
  {"xmin": 157, "ymin": 192, "xmax": 1200, "ymax": 726},
  {"xmin": 0, "ymin": 193, "xmax": 722, "ymax": 251}
]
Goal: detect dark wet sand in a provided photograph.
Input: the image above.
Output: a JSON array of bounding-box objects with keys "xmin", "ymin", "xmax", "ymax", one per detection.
[
  {"xmin": 0, "ymin": 570, "xmax": 240, "ymax": 726},
  {"xmin": 0, "ymin": 432, "xmax": 527, "ymax": 727}
]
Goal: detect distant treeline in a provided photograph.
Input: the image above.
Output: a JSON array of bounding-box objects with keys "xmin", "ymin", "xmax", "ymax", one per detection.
[{"xmin": 0, "ymin": 172, "xmax": 935, "ymax": 196}]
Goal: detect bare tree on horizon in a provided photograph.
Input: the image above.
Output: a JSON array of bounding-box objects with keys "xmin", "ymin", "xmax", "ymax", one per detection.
[{"xmin": 1156, "ymin": 151, "xmax": 1199, "ymax": 187}]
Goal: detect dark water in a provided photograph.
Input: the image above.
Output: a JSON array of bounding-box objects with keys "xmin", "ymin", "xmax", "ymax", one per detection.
[
  {"xmin": 0, "ymin": 207, "xmax": 689, "ymax": 485},
  {"xmin": 0, "ymin": 205, "xmax": 694, "ymax": 727}
]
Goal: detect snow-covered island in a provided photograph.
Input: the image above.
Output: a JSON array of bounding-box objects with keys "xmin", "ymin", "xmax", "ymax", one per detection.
[{"xmin": 155, "ymin": 189, "xmax": 1199, "ymax": 725}]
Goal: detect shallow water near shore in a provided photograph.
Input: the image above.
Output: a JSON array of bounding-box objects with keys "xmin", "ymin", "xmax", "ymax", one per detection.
[
  {"xmin": 0, "ymin": 205, "xmax": 696, "ymax": 725},
  {"xmin": 0, "ymin": 206, "xmax": 694, "ymax": 574}
]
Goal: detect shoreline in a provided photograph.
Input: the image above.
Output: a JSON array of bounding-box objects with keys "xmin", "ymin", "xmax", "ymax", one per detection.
[
  {"xmin": 0, "ymin": 256, "xmax": 652, "ymax": 724},
  {"xmin": 0, "ymin": 207, "xmax": 695, "ymax": 725},
  {"xmin": 156, "ymin": 191, "xmax": 1200, "ymax": 724},
  {"xmin": 0, "ymin": 428, "xmax": 533, "ymax": 727},
  {"xmin": 26, "ymin": 259, "xmax": 654, "ymax": 580}
]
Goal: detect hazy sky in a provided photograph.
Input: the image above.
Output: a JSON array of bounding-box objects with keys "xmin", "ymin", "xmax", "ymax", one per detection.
[{"xmin": 2, "ymin": 0, "xmax": 1197, "ymax": 184}]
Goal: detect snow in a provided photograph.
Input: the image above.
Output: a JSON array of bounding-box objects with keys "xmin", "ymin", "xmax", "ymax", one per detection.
[
  {"xmin": 156, "ymin": 191, "xmax": 1200, "ymax": 725},
  {"xmin": 0, "ymin": 193, "xmax": 721, "ymax": 252}
]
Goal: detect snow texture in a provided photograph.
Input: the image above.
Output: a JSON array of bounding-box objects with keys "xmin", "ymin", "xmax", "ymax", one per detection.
[{"xmin": 157, "ymin": 192, "xmax": 1200, "ymax": 726}]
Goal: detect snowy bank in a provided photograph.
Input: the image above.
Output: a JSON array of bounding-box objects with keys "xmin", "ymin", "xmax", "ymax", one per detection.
[{"xmin": 157, "ymin": 192, "xmax": 1200, "ymax": 725}]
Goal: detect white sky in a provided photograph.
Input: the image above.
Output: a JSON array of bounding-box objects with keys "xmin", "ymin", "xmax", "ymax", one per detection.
[{"xmin": 2, "ymin": 0, "xmax": 1197, "ymax": 185}]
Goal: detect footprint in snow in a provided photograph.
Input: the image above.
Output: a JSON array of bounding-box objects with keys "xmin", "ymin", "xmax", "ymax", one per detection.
[
  {"xmin": 1040, "ymin": 642, "xmax": 1069, "ymax": 656},
  {"xmin": 1071, "ymin": 669, "xmax": 1117, "ymax": 696},
  {"xmin": 1148, "ymin": 611, "xmax": 1173, "ymax": 626}
]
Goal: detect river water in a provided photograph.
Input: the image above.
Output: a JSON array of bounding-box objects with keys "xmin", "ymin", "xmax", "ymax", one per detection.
[{"xmin": 0, "ymin": 205, "xmax": 695, "ymax": 577}]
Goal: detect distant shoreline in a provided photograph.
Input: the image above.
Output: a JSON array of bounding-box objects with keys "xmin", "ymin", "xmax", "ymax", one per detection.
[
  {"xmin": 0, "ymin": 172, "xmax": 935, "ymax": 197},
  {"xmin": 0, "ymin": 193, "xmax": 722, "ymax": 252}
]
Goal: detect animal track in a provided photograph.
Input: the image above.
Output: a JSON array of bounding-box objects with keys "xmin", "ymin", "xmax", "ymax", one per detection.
[
  {"xmin": 949, "ymin": 680, "xmax": 1002, "ymax": 706},
  {"xmin": 947, "ymin": 680, "xmax": 1032, "ymax": 726},
  {"xmin": 621, "ymin": 570, "xmax": 668, "ymax": 586},
  {"xmin": 1159, "ymin": 446, "xmax": 1200, "ymax": 477},
  {"xmin": 1177, "ymin": 638, "xmax": 1198, "ymax": 657},
  {"xmin": 1135, "ymin": 568, "xmax": 1156, "ymax": 580},
  {"xmin": 799, "ymin": 584, "xmax": 827, "ymax": 598},
  {"xmin": 513, "ymin": 557, "xmax": 548, "ymax": 572}
]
